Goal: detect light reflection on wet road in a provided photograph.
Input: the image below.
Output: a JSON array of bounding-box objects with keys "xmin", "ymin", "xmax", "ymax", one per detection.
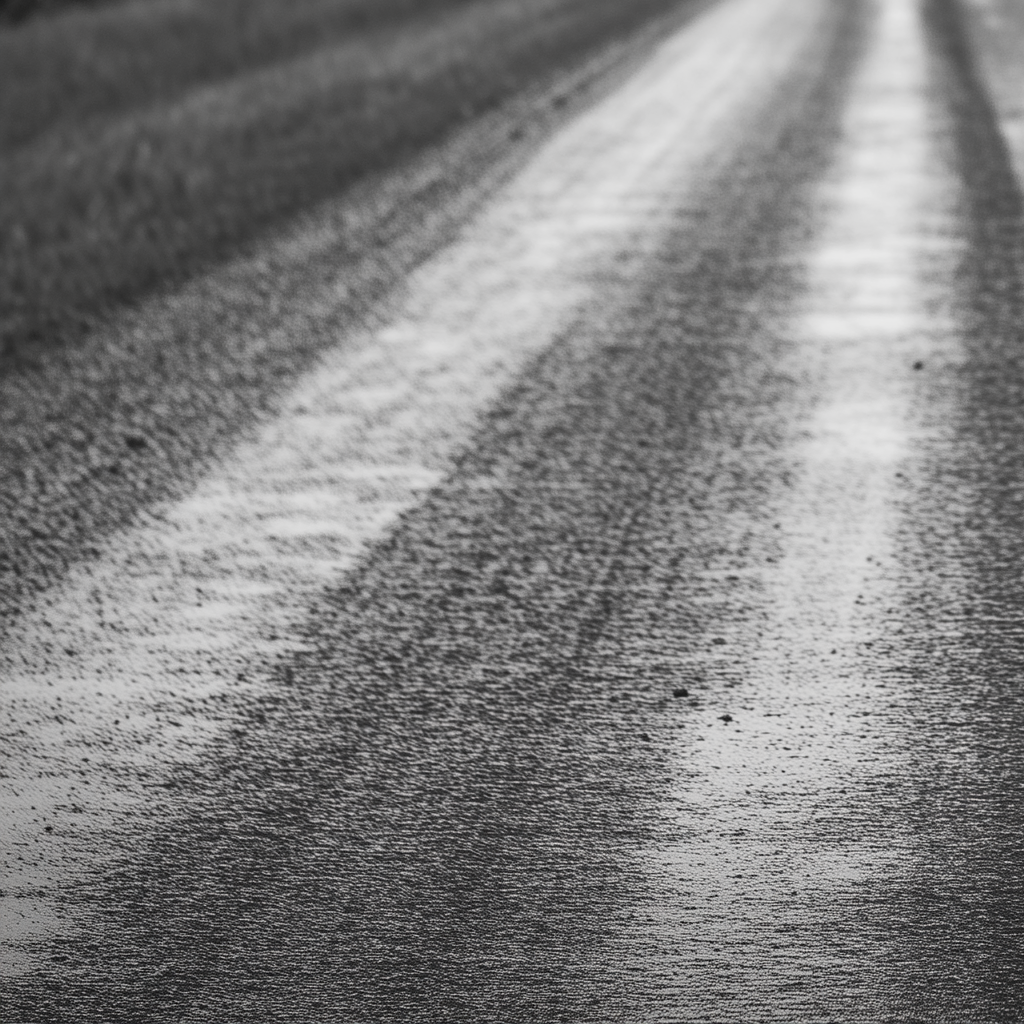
[
  {"xmin": 637, "ymin": 0, "xmax": 964, "ymax": 1009},
  {"xmin": 4, "ymin": 0, "xmax": 1024, "ymax": 1018}
]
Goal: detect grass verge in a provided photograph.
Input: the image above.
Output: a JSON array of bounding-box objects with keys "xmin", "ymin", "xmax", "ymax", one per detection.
[{"xmin": 2, "ymin": 0, "xmax": 691, "ymax": 366}]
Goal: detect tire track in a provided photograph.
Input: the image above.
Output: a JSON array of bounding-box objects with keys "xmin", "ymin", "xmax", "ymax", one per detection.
[
  {"xmin": 615, "ymin": 0, "xmax": 1024, "ymax": 1017},
  {"xmin": 630, "ymin": 0, "xmax": 975, "ymax": 1013}
]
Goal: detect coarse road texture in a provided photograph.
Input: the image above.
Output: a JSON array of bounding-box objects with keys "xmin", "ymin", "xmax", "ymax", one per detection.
[{"xmin": 3, "ymin": 0, "xmax": 1024, "ymax": 1019}]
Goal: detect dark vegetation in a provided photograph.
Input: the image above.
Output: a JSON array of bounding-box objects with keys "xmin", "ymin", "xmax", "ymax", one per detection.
[
  {"xmin": 0, "ymin": 0, "xmax": 105, "ymax": 24},
  {"xmin": 1, "ymin": 0, "xmax": 688, "ymax": 366}
]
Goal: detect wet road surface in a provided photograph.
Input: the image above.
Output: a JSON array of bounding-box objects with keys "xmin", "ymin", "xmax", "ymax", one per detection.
[{"xmin": 4, "ymin": 0, "xmax": 1024, "ymax": 1019}]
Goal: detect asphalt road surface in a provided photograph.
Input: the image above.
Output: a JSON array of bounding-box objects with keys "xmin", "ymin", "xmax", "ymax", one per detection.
[{"xmin": 4, "ymin": 0, "xmax": 1024, "ymax": 1019}]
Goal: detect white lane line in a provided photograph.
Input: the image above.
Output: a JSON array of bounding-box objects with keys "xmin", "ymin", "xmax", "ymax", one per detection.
[
  {"xmin": 0, "ymin": 0, "xmax": 833, "ymax": 972},
  {"xmin": 644, "ymin": 0, "xmax": 968, "ymax": 1015}
]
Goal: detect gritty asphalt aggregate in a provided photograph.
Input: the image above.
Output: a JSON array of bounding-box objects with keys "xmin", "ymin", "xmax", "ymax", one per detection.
[{"xmin": 3, "ymin": 0, "xmax": 1024, "ymax": 1019}]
